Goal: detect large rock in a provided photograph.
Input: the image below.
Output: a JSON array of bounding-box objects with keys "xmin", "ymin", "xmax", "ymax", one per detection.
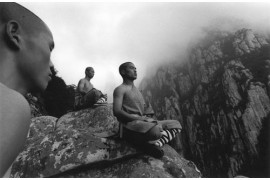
[
  {"xmin": 233, "ymin": 29, "xmax": 268, "ymax": 56},
  {"xmin": 10, "ymin": 104, "xmax": 201, "ymax": 178},
  {"xmin": 56, "ymin": 105, "xmax": 119, "ymax": 135},
  {"xmin": 27, "ymin": 116, "xmax": 57, "ymax": 139},
  {"xmin": 140, "ymin": 29, "xmax": 270, "ymax": 177},
  {"xmin": 55, "ymin": 145, "xmax": 201, "ymax": 178}
]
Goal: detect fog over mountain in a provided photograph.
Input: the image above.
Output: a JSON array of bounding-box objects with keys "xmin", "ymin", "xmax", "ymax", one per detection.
[{"xmin": 21, "ymin": 2, "xmax": 270, "ymax": 102}]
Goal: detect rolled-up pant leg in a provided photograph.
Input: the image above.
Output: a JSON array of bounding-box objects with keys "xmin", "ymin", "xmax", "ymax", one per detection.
[{"xmin": 122, "ymin": 120, "xmax": 181, "ymax": 145}]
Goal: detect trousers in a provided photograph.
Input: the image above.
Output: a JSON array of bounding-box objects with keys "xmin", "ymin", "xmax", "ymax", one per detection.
[
  {"xmin": 74, "ymin": 88, "xmax": 103, "ymax": 110},
  {"xmin": 121, "ymin": 119, "xmax": 181, "ymax": 143}
]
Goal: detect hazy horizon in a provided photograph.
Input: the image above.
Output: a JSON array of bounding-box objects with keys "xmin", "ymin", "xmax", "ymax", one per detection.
[{"xmin": 20, "ymin": 2, "xmax": 270, "ymax": 102}]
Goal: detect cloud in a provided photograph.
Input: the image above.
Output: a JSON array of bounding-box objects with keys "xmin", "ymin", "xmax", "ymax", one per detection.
[{"xmin": 20, "ymin": 2, "xmax": 270, "ymax": 102}]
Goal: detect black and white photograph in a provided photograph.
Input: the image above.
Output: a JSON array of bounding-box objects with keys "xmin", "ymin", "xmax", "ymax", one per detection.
[{"xmin": 0, "ymin": 1, "xmax": 269, "ymax": 178}]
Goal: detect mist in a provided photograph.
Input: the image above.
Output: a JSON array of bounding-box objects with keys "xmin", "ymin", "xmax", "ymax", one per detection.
[{"xmin": 20, "ymin": 2, "xmax": 270, "ymax": 102}]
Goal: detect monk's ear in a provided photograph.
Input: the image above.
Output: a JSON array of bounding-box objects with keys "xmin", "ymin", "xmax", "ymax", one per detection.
[
  {"xmin": 120, "ymin": 69, "xmax": 126, "ymax": 76},
  {"xmin": 5, "ymin": 20, "xmax": 21, "ymax": 50}
]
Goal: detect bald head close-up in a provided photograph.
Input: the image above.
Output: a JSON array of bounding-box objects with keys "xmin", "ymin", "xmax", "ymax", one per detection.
[
  {"xmin": 0, "ymin": 3, "xmax": 55, "ymax": 177},
  {"xmin": 0, "ymin": 2, "xmax": 49, "ymax": 36},
  {"xmin": 0, "ymin": 2, "xmax": 54, "ymax": 95}
]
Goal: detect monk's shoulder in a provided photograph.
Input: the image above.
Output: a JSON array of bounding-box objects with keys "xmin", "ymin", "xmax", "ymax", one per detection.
[
  {"xmin": 0, "ymin": 84, "xmax": 31, "ymax": 177},
  {"xmin": 113, "ymin": 85, "xmax": 124, "ymax": 98},
  {"xmin": 78, "ymin": 78, "xmax": 86, "ymax": 84},
  {"xmin": 114, "ymin": 84, "xmax": 128, "ymax": 93},
  {"xmin": 0, "ymin": 84, "xmax": 30, "ymax": 120}
]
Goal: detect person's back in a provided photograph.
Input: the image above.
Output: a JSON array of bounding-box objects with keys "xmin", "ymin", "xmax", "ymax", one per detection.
[{"xmin": 0, "ymin": 3, "xmax": 54, "ymax": 176}]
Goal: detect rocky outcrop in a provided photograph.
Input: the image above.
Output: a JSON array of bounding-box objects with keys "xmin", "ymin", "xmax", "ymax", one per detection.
[
  {"xmin": 10, "ymin": 105, "xmax": 201, "ymax": 178},
  {"xmin": 54, "ymin": 145, "xmax": 201, "ymax": 178},
  {"xmin": 140, "ymin": 29, "xmax": 270, "ymax": 177}
]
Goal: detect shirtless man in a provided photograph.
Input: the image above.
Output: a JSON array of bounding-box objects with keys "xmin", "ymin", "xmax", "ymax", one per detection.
[
  {"xmin": 113, "ymin": 62, "xmax": 182, "ymax": 158},
  {"xmin": 74, "ymin": 67, "xmax": 107, "ymax": 110},
  {"xmin": 0, "ymin": 3, "xmax": 54, "ymax": 176}
]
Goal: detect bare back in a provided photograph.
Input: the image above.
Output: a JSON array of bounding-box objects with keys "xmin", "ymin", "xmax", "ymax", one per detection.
[
  {"xmin": 0, "ymin": 83, "xmax": 31, "ymax": 176},
  {"xmin": 76, "ymin": 78, "xmax": 94, "ymax": 95}
]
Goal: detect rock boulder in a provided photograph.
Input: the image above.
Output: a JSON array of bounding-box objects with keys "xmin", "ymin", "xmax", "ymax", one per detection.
[{"xmin": 10, "ymin": 104, "xmax": 201, "ymax": 178}]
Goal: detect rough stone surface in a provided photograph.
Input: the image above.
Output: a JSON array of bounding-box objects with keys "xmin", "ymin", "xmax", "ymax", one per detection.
[
  {"xmin": 56, "ymin": 105, "xmax": 119, "ymax": 135},
  {"xmin": 27, "ymin": 116, "xmax": 57, "ymax": 139},
  {"xmin": 54, "ymin": 145, "xmax": 201, "ymax": 178},
  {"xmin": 140, "ymin": 29, "xmax": 270, "ymax": 177},
  {"xmin": 10, "ymin": 104, "xmax": 201, "ymax": 178}
]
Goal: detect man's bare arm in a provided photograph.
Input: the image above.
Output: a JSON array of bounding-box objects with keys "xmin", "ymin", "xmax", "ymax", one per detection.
[
  {"xmin": 113, "ymin": 86, "xmax": 145, "ymax": 123},
  {"xmin": 0, "ymin": 88, "xmax": 31, "ymax": 177}
]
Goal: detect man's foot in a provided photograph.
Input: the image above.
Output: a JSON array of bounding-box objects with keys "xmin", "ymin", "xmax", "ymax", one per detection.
[
  {"xmin": 148, "ymin": 139, "xmax": 159, "ymax": 145},
  {"xmin": 96, "ymin": 97, "xmax": 107, "ymax": 104},
  {"xmin": 140, "ymin": 143, "xmax": 164, "ymax": 158},
  {"xmin": 93, "ymin": 97, "xmax": 107, "ymax": 107},
  {"xmin": 153, "ymin": 128, "xmax": 182, "ymax": 147}
]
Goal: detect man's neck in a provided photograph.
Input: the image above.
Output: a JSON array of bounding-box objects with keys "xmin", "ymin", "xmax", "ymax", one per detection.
[
  {"xmin": 123, "ymin": 78, "xmax": 134, "ymax": 86},
  {"xmin": 0, "ymin": 58, "xmax": 28, "ymax": 96},
  {"xmin": 85, "ymin": 76, "xmax": 91, "ymax": 81}
]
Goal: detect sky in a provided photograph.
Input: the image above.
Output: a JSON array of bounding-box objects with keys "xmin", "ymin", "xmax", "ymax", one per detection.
[{"xmin": 19, "ymin": 2, "xmax": 270, "ymax": 102}]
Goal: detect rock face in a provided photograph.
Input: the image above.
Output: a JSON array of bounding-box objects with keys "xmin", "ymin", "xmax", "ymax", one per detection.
[
  {"xmin": 54, "ymin": 145, "xmax": 201, "ymax": 178},
  {"xmin": 10, "ymin": 105, "xmax": 201, "ymax": 178},
  {"xmin": 140, "ymin": 29, "xmax": 270, "ymax": 177}
]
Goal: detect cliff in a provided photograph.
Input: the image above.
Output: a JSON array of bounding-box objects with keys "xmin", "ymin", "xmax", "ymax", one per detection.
[
  {"xmin": 140, "ymin": 29, "xmax": 270, "ymax": 177},
  {"xmin": 10, "ymin": 105, "xmax": 201, "ymax": 178}
]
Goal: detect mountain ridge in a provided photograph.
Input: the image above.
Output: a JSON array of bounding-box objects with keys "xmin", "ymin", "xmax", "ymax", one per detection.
[{"xmin": 140, "ymin": 28, "xmax": 270, "ymax": 177}]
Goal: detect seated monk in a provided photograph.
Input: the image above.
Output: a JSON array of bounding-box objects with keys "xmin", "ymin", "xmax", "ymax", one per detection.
[
  {"xmin": 113, "ymin": 62, "xmax": 182, "ymax": 158},
  {"xmin": 74, "ymin": 67, "xmax": 107, "ymax": 110}
]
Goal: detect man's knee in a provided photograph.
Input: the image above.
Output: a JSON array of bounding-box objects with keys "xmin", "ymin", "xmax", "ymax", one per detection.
[
  {"xmin": 92, "ymin": 89, "xmax": 103, "ymax": 100},
  {"xmin": 160, "ymin": 120, "xmax": 182, "ymax": 130},
  {"xmin": 171, "ymin": 120, "xmax": 182, "ymax": 128}
]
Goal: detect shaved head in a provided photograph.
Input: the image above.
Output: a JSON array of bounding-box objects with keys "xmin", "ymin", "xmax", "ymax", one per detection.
[
  {"xmin": 0, "ymin": 2, "xmax": 54, "ymax": 95},
  {"xmin": 85, "ymin": 66, "xmax": 95, "ymax": 79},
  {"xmin": 85, "ymin": 67, "xmax": 94, "ymax": 74},
  {"xmin": 0, "ymin": 2, "xmax": 50, "ymax": 36},
  {"xmin": 119, "ymin": 62, "xmax": 133, "ymax": 77}
]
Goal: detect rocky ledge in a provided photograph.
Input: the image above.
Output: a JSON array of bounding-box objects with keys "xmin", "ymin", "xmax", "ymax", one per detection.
[{"xmin": 10, "ymin": 105, "xmax": 201, "ymax": 178}]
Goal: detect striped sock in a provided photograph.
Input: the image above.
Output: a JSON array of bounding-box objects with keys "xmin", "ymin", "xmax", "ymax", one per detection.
[
  {"xmin": 155, "ymin": 128, "xmax": 181, "ymax": 147},
  {"xmin": 96, "ymin": 97, "xmax": 107, "ymax": 104}
]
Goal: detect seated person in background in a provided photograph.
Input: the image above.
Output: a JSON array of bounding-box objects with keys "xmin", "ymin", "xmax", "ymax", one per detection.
[
  {"xmin": 0, "ymin": 2, "xmax": 55, "ymax": 176},
  {"xmin": 113, "ymin": 62, "xmax": 182, "ymax": 158},
  {"xmin": 74, "ymin": 67, "xmax": 107, "ymax": 110}
]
